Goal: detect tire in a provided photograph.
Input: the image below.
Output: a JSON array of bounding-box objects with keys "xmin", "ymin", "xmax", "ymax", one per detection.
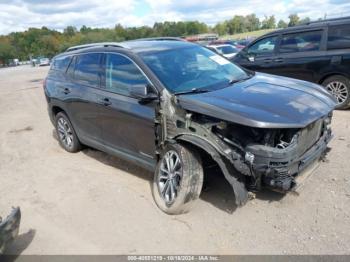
[
  {"xmin": 322, "ymin": 75, "xmax": 350, "ymax": 110},
  {"xmin": 55, "ymin": 112, "xmax": 82, "ymax": 153},
  {"xmin": 152, "ymin": 144, "xmax": 203, "ymax": 215}
]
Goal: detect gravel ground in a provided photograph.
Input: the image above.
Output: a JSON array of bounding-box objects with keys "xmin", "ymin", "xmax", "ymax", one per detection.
[{"xmin": 0, "ymin": 65, "xmax": 349, "ymax": 255}]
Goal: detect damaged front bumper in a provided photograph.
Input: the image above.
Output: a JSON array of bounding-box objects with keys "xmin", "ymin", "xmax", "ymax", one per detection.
[
  {"xmin": 245, "ymin": 125, "xmax": 332, "ymax": 193},
  {"xmin": 0, "ymin": 207, "xmax": 21, "ymax": 254}
]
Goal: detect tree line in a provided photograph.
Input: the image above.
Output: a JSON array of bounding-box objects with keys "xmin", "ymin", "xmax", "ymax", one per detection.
[{"xmin": 0, "ymin": 13, "xmax": 311, "ymax": 63}]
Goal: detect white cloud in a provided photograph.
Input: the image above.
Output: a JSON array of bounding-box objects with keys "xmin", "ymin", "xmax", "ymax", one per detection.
[
  {"xmin": 143, "ymin": 0, "xmax": 350, "ymax": 25},
  {"xmin": 0, "ymin": 0, "xmax": 349, "ymax": 34},
  {"xmin": 0, "ymin": 0, "xmax": 136, "ymax": 34}
]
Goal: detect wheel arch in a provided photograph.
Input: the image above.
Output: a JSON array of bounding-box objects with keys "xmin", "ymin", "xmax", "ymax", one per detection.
[
  {"xmin": 174, "ymin": 134, "xmax": 249, "ymax": 206},
  {"xmin": 51, "ymin": 105, "xmax": 65, "ymax": 116},
  {"xmin": 319, "ymin": 73, "xmax": 349, "ymax": 85}
]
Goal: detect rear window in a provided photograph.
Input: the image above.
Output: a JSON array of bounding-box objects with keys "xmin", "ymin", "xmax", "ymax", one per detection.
[
  {"xmin": 51, "ymin": 56, "xmax": 71, "ymax": 72},
  {"xmin": 74, "ymin": 53, "xmax": 101, "ymax": 87},
  {"xmin": 280, "ymin": 30, "xmax": 322, "ymax": 53},
  {"xmin": 328, "ymin": 24, "xmax": 350, "ymax": 50}
]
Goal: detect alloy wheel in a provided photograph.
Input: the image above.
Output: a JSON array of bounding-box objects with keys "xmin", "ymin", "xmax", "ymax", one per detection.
[
  {"xmin": 57, "ymin": 117, "xmax": 74, "ymax": 149},
  {"xmin": 326, "ymin": 81, "xmax": 349, "ymax": 104},
  {"xmin": 157, "ymin": 150, "xmax": 183, "ymax": 205}
]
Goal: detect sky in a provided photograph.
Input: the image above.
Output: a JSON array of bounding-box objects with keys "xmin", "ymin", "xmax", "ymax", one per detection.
[{"xmin": 0, "ymin": 0, "xmax": 350, "ymax": 35}]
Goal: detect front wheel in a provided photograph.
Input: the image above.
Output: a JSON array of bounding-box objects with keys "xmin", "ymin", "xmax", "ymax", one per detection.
[
  {"xmin": 152, "ymin": 144, "xmax": 203, "ymax": 215},
  {"xmin": 322, "ymin": 75, "xmax": 350, "ymax": 110}
]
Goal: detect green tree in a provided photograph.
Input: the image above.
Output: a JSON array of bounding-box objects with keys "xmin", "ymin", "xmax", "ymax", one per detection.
[
  {"xmin": 261, "ymin": 15, "xmax": 276, "ymax": 29},
  {"xmin": 0, "ymin": 41, "xmax": 16, "ymax": 65},
  {"xmin": 277, "ymin": 19, "xmax": 288, "ymax": 28},
  {"xmin": 288, "ymin": 14, "xmax": 300, "ymax": 27},
  {"xmin": 227, "ymin": 16, "xmax": 246, "ymax": 34},
  {"xmin": 64, "ymin": 26, "xmax": 77, "ymax": 37},
  {"xmin": 213, "ymin": 22, "xmax": 228, "ymax": 36},
  {"xmin": 299, "ymin": 17, "xmax": 311, "ymax": 25},
  {"xmin": 245, "ymin": 14, "xmax": 260, "ymax": 31}
]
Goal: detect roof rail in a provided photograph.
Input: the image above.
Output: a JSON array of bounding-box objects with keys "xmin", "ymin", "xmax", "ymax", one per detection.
[
  {"xmin": 66, "ymin": 42, "xmax": 126, "ymax": 52},
  {"xmin": 299, "ymin": 16, "xmax": 350, "ymax": 26},
  {"xmin": 129, "ymin": 37, "xmax": 186, "ymax": 42}
]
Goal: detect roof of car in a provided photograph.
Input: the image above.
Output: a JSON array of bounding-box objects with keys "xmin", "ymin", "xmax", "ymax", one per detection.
[
  {"xmin": 62, "ymin": 38, "xmax": 196, "ymax": 55},
  {"xmin": 122, "ymin": 39, "xmax": 196, "ymax": 53},
  {"xmin": 263, "ymin": 16, "xmax": 350, "ymax": 37}
]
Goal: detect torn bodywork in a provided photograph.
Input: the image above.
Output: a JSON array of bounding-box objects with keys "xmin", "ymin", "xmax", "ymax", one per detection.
[
  {"xmin": 0, "ymin": 207, "xmax": 21, "ymax": 254},
  {"xmin": 156, "ymin": 86, "xmax": 334, "ymax": 206}
]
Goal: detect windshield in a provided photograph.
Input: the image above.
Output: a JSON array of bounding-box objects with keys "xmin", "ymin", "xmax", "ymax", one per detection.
[
  {"xmin": 139, "ymin": 45, "xmax": 247, "ymax": 93},
  {"xmin": 217, "ymin": 45, "xmax": 238, "ymax": 54}
]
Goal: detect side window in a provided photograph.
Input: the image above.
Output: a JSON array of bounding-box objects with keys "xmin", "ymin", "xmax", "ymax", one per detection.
[
  {"xmin": 248, "ymin": 36, "xmax": 277, "ymax": 55},
  {"xmin": 52, "ymin": 56, "xmax": 71, "ymax": 72},
  {"xmin": 280, "ymin": 31, "xmax": 322, "ymax": 53},
  {"xmin": 328, "ymin": 24, "xmax": 350, "ymax": 50},
  {"xmin": 66, "ymin": 56, "xmax": 76, "ymax": 78},
  {"xmin": 105, "ymin": 54, "xmax": 148, "ymax": 96},
  {"xmin": 74, "ymin": 53, "xmax": 101, "ymax": 87}
]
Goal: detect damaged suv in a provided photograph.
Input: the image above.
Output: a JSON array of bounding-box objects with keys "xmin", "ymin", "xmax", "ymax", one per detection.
[{"xmin": 45, "ymin": 39, "xmax": 336, "ymax": 214}]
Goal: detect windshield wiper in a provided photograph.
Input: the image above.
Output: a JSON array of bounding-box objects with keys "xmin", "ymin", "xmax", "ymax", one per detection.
[
  {"xmin": 229, "ymin": 74, "xmax": 253, "ymax": 85},
  {"xmin": 174, "ymin": 88, "xmax": 210, "ymax": 96}
]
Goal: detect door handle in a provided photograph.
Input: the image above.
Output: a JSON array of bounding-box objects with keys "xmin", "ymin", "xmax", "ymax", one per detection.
[
  {"xmin": 63, "ymin": 88, "xmax": 70, "ymax": 94},
  {"xmin": 263, "ymin": 58, "xmax": 272, "ymax": 63},
  {"xmin": 100, "ymin": 97, "xmax": 111, "ymax": 106},
  {"xmin": 274, "ymin": 58, "xmax": 284, "ymax": 63}
]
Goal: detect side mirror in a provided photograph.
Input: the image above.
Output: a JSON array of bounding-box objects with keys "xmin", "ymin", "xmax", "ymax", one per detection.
[
  {"xmin": 130, "ymin": 84, "xmax": 158, "ymax": 102},
  {"xmin": 246, "ymin": 51, "xmax": 255, "ymax": 62}
]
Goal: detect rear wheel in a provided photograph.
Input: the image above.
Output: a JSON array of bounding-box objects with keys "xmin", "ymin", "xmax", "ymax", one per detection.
[
  {"xmin": 152, "ymin": 144, "xmax": 203, "ymax": 215},
  {"xmin": 55, "ymin": 112, "xmax": 82, "ymax": 153},
  {"xmin": 322, "ymin": 75, "xmax": 350, "ymax": 109}
]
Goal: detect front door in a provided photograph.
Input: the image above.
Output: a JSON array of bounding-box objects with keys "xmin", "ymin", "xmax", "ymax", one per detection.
[
  {"xmin": 235, "ymin": 35, "xmax": 280, "ymax": 75},
  {"xmin": 99, "ymin": 53, "xmax": 157, "ymax": 162}
]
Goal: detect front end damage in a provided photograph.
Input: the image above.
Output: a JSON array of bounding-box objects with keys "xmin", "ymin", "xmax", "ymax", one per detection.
[{"xmin": 156, "ymin": 90, "xmax": 333, "ymax": 206}]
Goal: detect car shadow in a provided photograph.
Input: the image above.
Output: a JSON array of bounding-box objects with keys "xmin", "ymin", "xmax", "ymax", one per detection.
[
  {"xmin": 200, "ymin": 166, "xmax": 238, "ymax": 213},
  {"xmin": 4, "ymin": 229, "xmax": 36, "ymax": 258},
  {"xmin": 200, "ymin": 166, "xmax": 285, "ymax": 212},
  {"xmin": 82, "ymin": 148, "xmax": 153, "ymax": 182},
  {"xmin": 52, "ymin": 129, "xmax": 153, "ymax": 182},
  {"xmin": 51, "ymin": 130, "xmax": 285, "ymax": 214}
]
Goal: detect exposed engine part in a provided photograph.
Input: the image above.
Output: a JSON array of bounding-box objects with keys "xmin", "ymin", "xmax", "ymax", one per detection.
[{"xmin": 276, "ymin": 136, "xmax": 296, "ymax": 149}]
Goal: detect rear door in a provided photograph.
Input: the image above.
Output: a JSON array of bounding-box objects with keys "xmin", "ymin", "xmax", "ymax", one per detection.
[
  {"xmin": 66, "ymin": 53, "xmax": 106, "ymax": 144},
  {"xmin": 99, "ymin": 53, "xmax": 157, "ymax": 162},
  {"xmin": 274, "ymin": 29, "xmax": 328, "ymax": 82},
  {"xmin": 234, "ymin": 35, "xmax": 280, "ymax": 74},
  {"xmin": 325, "ymin": 23, "xmax": 350, "ymax": 80}
]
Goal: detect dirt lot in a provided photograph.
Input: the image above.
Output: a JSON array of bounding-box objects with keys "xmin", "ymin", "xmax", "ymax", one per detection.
[{"xmin": 0, "ymin": 65, "xmax": 350, "ymax": 255}]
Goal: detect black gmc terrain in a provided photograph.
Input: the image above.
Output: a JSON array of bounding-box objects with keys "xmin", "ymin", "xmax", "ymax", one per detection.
[{"xmin": 44, "ymin": 39, "xmax": 336, "ymax": 214}]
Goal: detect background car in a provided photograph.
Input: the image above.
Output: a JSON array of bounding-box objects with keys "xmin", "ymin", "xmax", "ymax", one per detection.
[
  {"xmin": 232, "ymin": 16, "xmax": 350, "ymax": 109},
  {"xmin": 207, "ymin": 44, "xmax": 239, "ymax": 59},
  {"xmin": 38, "ymin": 57, "xmax": 50, "ymax": 66},
  {"xmin": 209, "ymin": 39, "xmax": 245, "ymax": 49}
]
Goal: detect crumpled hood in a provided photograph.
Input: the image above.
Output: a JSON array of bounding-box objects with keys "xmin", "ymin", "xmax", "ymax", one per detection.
[{"xmin": 177, "ymin": 73, "xmax": 336, "ymax": 128}]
